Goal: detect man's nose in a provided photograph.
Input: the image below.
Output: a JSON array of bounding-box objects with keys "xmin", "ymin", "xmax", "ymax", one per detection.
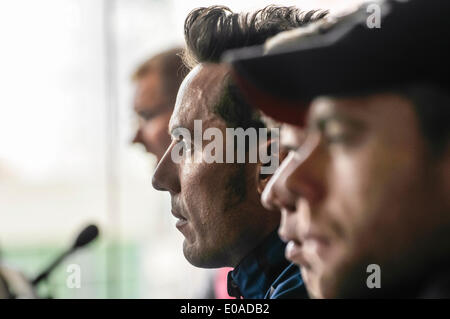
[
  {"xmin": 261, "ymin": 153, "xmax": 298, "ymax": 212},
  {"xmin": 152, "ymin": 142, "xmax": 181, "ymax": 194},
  {"xmin": 132, "ymin": 129, "xmax": 143, "ymax": 145},
  {"xmin": 284, "ymin": 133, "xmax": 324, "ymax": 206}
]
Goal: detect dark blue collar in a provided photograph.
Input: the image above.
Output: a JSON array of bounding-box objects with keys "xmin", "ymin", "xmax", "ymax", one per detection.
[{"xmin": 227, "ymin": 230, "xmax": 291, "ymax": 299}]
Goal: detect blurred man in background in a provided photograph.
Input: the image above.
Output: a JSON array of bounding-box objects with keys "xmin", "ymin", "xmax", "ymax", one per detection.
[
  {"xmin": 226, "ymin": 0, "xmax": 450, "ymax": 298},
  {"xmin": 152, "ymin": 6, "xmax": 328, "ymax": 299},
  {"xmin": 132, "ymin": 47, "xmax": 188, "ymax": 163}
]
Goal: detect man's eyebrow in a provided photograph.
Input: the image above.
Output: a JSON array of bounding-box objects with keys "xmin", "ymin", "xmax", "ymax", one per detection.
[{"xmin": 135, "ymin": 102, "xmax": 170, "ymax": 113}]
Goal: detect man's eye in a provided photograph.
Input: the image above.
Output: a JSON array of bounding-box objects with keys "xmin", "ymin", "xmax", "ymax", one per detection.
[
  {"xmin": 139, "ymin": 111, "xmax": 154, "ymax": 121},
  {"xmin": 319, "ymin": 120, "xmax": 349, "ymax": 144},
  {"xmin": 174, "ymin": 135, "xmax": 194, "ymax": 151},
  {"xmin": 174, "ymin": 135, "xmax": 184, "ymax": 143}
]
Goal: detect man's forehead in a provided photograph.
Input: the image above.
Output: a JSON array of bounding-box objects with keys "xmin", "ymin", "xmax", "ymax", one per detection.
[
  {"xmin": 134, "ymin": 71, "xmax": 166, "ymax": 111},
  {"xmin": 169, "ymin": 63, "xmax": 230, "ymax": 131}
]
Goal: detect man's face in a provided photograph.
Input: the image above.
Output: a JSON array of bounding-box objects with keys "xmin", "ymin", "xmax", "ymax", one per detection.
[
  {"xmin": 152, "ymin": 64, "xmax": 279, "ymax": 268},
  {"xmin": 263, "ymin": 94, "xmax": 450, "ymax": 298},
  {"xmin": 133, "ymin": 71, "xmax": 173, "ymax": 163}
]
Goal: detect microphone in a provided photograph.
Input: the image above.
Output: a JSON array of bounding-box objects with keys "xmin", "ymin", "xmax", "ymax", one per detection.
[
  {"xmin": 32, "ymin": 224, "xmax": 99, "ymax": 286},
  {"xmin": 72, "ymin": 224, "xmax": 99, "ymax": 250}
]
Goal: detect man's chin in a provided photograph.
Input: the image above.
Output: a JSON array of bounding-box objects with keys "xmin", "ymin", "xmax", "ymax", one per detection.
[
  {"xmin": 182, "ymin": 243, "xmax": 209, "ymax": 268},
  {"xmin": 301, "ymin": 267, "xmax": 324, "ymax": 298},
  {"xmin": 183, "ymin": 243, "xmax": 229, "ymax": 269},
  {"xmin": 183, "ymin": 254, "xmax": 199, "ymax": 269},
  {"xmin": 301, "ymin": 262, "xmax": 343, "ymax": 299}
]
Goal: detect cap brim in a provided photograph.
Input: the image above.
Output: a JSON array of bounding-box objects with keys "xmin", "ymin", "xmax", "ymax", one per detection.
[{"xmin": 231, "ymin": 67, "xmax": 308, "ymax": 127}]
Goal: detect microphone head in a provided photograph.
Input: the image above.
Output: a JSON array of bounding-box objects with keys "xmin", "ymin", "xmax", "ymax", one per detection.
[{"xmin": 73, "ymin": 224, "xmax": 99, "ymax": 249}]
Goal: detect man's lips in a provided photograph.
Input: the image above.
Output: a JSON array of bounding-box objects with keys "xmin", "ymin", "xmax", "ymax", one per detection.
[
  {"xmin": 284, "ymin": 234, "xmax": 330, "ymax": 266},
  {"xmin": 285, "ymin": 240, "xmax": 306, "ymax": 264},
  {"xmin": 171, "ymin": 210, "xmax": 188, "ymax": 228}
]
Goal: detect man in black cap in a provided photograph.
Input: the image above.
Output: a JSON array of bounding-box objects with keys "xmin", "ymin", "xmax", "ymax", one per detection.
[{"xmin": 225, "ymin": 0, "xmax": 450, "ymax": 298}]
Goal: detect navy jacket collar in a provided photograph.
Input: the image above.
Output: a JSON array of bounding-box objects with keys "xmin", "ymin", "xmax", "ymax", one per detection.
[{"xmin": 227, "ymin": 230, "xmax": 291, "ymax": 299}]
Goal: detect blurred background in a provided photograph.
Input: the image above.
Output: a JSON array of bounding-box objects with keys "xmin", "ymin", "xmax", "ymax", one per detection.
[{"xmin": 0, "ymin": 0, "xmax": 366, "ymax": 298}]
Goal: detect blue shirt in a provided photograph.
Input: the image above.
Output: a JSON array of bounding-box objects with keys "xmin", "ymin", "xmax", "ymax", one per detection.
[{"xmin": 227, "ymin": 230, "xmax": 307, "ymax": 299}]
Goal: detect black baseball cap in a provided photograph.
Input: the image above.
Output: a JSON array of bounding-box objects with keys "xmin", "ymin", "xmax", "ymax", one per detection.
[{"xmin": 223, "ymin": 0, "xmax": 450, "ymax": 126}]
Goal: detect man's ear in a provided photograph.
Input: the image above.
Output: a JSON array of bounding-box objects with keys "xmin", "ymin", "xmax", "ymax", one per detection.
[{"xmin": 256, "ymin": 140, "xmax": 289, "ymax": 195}]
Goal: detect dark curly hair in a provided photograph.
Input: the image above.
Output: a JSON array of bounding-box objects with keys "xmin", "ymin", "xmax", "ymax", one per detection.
[
  {"xmin": 182, "ymin": 5, "xmax": 328, "ymax": 129},
  {"xmin": 183, "ymin": 5, "xmax": 328, "ymax": 69}
]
